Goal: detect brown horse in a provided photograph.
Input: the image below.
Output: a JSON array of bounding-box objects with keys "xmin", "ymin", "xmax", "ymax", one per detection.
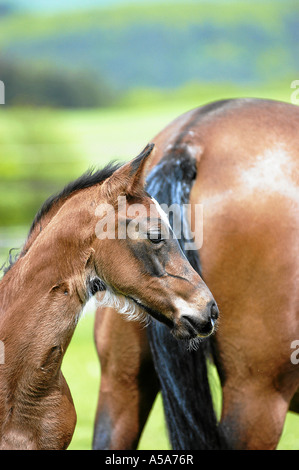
[
  {"xmin": 93, "ymin": 98, "xmax": 299, "ymax": 450},
  {"xmin": 0, "ymin": 144, "xmax": 218, "ymax": 449}
]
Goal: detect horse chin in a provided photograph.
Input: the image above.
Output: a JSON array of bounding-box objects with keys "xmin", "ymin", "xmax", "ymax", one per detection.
[
  {"xmin": 171, "ymin": 322, "xmax": 215, "ymax": 342},
  {"xmin": 122, "ymin": 295, "xmax": 175, "ymax": 330},
  {"xmin": 95, "ymin": 288, "xmax": 149, "ymax": 325},
  {"xmin": 96, "ymin": 287, "xmax": 215, "ymax": 346},
  {"xmin": 96, "ymin": 287, "xmax": 176, "ymax": 330}
]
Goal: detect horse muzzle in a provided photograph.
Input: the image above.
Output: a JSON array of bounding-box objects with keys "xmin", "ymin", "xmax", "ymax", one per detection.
[{"xmin": 172, "ymin": 298, "xmax": 219, "ymax": 340}]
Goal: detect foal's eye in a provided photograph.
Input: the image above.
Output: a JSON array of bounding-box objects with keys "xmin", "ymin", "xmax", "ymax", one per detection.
[{"xmin": 148, "ymin": 232, "xmax": 164, "ymax": 244}]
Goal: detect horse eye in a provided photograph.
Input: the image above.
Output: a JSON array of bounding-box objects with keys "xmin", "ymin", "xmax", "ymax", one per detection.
[{"xmin": 148, "ymin": 232, "xmax": 164, "ymax": 244}]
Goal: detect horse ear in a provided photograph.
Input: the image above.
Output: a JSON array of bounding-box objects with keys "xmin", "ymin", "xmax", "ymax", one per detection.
[
  {"xmin": 104, "ymin": 143, "xmax": 155, "ymax": 200},
  {"xmin": 127, "ymin": 143, "xmax": 155, "ymax": 194}
]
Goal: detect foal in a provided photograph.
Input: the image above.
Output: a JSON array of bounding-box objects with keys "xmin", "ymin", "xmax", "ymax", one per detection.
[{"xmin": 0, "ymin": 144, "xmax": 218, "ymax": 449}]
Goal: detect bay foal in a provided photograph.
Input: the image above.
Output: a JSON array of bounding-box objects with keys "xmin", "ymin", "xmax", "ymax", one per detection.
[{"xmin": 0, "ymin": 145, "xmax": 218, "ymax": 449}]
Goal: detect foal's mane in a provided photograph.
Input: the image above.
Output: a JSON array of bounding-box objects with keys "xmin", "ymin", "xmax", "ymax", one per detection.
[
  {"xmin": 28, "ymin": 162, "xmax": 122, "ymax": 237},
  {"xmin": 1, "ymin": 161, "xmax": 122, "ymax": 276}
]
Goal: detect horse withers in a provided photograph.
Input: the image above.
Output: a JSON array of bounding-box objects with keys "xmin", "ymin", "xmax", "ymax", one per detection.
[
  {"xmin": 0, "ymin": 144, "xmax": 218, "ymax": 449},
  {"xmin": 93, "ymin": 98, "xmax": 299, "ymax": 450}
]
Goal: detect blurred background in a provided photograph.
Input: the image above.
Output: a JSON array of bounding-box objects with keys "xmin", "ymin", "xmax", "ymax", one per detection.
[{"xmin": 0, "ymin": 0, "xmax": 298, "ymax": 450}]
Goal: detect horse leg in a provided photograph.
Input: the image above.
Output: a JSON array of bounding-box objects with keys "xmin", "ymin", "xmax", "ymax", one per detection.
[
  {"xmin": 219, "ymin": 376, "xmax": 291, "ymax": 449},
  {"xmin": 213, "ymin": 304, "xmax": 299, "ymax": 450},
  {"xmin": 92, "ymin": 307, "xmax": 159, "ymax": 450}
]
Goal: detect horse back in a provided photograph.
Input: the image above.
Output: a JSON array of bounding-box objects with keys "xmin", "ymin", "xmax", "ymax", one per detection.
[{"xmin": 151, "ymin": 98, "xmax": 299, "ymax": 382}]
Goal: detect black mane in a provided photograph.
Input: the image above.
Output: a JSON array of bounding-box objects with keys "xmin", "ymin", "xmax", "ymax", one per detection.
[
  {"xmin": 28, "ymin": 161, "xmax": 122, "ymax": 236},
  {"xmin": 1, "ymin": 161, "xmax": 122, "ymax": 276}
]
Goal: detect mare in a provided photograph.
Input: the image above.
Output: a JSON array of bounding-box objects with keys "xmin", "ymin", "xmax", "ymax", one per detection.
[
  {"xmin": 93, "ymin": 98, "xmax": 299, "ymax": 450},
  {"xmin": 0, "ymin": 144, "xmax": 218, "ymax": 449}
]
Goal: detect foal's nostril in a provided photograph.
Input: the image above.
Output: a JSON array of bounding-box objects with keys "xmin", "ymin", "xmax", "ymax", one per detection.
[
  {"xmin": 181, "ymin": 315, "xmax": 200, "ymax": 335},
  {"xmin": 210, "ymin": 302, "xmax": 219, "ymax": 321},
  {"xmin": 180, "ymin": 301, "xmax": 219, "ymax": 338},
  {"xmin": 181, "ymin": 314, "xmax": 214, "ymax": 338},
  {"xmin": 200, "ymin": 319, "xmax": 215, "ymax": 336}
]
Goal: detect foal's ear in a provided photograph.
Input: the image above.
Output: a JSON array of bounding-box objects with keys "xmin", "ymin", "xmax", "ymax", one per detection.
[
  {"xmin": 104, "ymin": 143, "xmax": 155, "ymax": 199},
  {"xmin": 127, "ymin": 143, "xmax": 155, "ymax": 194}
]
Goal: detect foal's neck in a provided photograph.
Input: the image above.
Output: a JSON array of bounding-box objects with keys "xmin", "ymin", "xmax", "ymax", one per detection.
[
  {"xmin": 0, "ymin": 185, "xmax": 110, "ymax": 393},
  {"xmin": 0, "ymin": 182, "xmax": 114, "ymax": 448},
  {"xmin": 0, "ymin": 206, "xmax": 95, "ymax": 391},
  {"xmin": 0, "ymin": 232, "xmax": 93, "ymax": 448}
]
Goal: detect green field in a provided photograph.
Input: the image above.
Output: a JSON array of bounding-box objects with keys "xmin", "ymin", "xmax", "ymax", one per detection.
[
  {"xmin": 0, "ymin": 81, "xmax": 294, "ymax": 229},
  {"xmin": 1, "ymin": 0, "xmax": 298, "ymax": 93},
  {"xmin": 63, "ymin": 310, "xmax": 170, "ymax": 450},
  {"xmin": 1, "ymin": 93, "xmax": 299, "ymax": 449}
]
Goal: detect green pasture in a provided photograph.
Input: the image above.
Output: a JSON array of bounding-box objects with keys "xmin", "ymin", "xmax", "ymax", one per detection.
[
  {"xmin": 1, "ymin": 91, "xmax": 299, "ymax": 449},
  {"xmin": 63, "ymin": 309, "xmax": 170, "ymax": 450}
]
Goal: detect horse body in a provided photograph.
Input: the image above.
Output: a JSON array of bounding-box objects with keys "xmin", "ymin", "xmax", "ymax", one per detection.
[
  {"xmin": 188, "ymin": 99, "xmax": 299, "ymax": 448},
  {"xmin": 177, "ymin": 99, "xmax": 299, "ymax": 449},
  {"xmin": 93, "ymin": 99, "xmax": 299, "ymax": 450}
]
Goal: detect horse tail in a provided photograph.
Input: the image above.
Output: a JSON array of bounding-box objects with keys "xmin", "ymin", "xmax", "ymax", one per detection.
[{"xmin": 145, "ymin": 151, "xmax": 227, "ymax": 450}]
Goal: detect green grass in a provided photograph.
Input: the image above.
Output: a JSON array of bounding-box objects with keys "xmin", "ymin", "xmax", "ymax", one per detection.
[
  {"xmin": 0, "ymin": 80, "xmax": 294, "ymax": 227},
  {"xmin": 62, "ymin": 309, "xmax": 170, "ymax": 450}
]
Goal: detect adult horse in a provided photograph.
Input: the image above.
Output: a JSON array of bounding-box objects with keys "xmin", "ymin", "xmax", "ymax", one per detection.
[
  {"xmin": 0, "ymin": 145, "xmax": 218, "ymax": 449},
  {"xmin": 93, "ymin": 98, "xmax": 299, "ymax": 450}
]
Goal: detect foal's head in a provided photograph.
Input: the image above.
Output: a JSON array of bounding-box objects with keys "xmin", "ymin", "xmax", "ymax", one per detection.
[
  {"xmin": 0, "ymin": 143, "xmax": 218, "ymax": 449},
  {"xmin": 84, "ymin": 144, "xmax": 218, "ymax": 341}
]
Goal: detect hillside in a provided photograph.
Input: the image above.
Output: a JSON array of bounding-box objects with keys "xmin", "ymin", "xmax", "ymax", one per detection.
[{"xmin": 0, "ymin": 1, "xmax": 298, "ymax": 92}]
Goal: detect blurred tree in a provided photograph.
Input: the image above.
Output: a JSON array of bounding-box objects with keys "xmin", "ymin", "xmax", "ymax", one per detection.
[
  {"xmin": 0, "ymin": 2, "xmax": 16, "ymax": 17},
  {"xmin": 0, "ymin": 107, "xmax": 86, "ymax": 227},
  {"xmin": 0, "ymin": 58, "xmax": 116, "ymax": 108}
]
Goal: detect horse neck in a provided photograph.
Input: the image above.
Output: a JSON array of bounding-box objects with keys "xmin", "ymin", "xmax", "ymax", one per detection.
[
  {"xmin": 21, "ymin": 200, "xmax": 66, "ymax": 257},
  {"xmin": 0, "ymin": 202, "xmax": 97, "ymax": 429},
  {"xmin": 0, "ymin": 259, "xmax": 81, "ymax": 395},
  {"xmin": 0, "ymin": 268, "xmax": 78, "ymax": 448}
]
